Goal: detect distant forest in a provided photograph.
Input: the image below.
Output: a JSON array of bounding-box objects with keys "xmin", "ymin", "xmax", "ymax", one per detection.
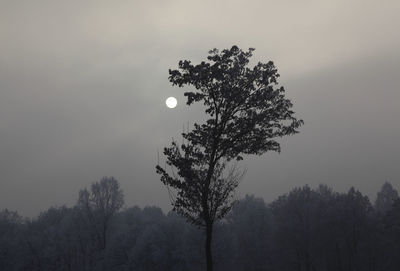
[{"xmin": 1, "ymin": 179, "xmax": 399, "ymax": 271}]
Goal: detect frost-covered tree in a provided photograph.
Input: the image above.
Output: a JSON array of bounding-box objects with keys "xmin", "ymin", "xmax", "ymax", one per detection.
[
  {"xmin": 78, "ymin": 177, "xmax": 124, "ymax": 251},
  {"xmin": 375, "ymin": 182, "xmax": 399, "ymax": 214}
]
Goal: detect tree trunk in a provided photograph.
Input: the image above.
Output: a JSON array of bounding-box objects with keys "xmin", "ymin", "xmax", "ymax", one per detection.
[
  {"xmin": 205, "ymin": 222, "xmax": 213, "ymax": 271},
  {"xmin": 102, "ymin": 221, "xmax": 107, "ymax": 249}
]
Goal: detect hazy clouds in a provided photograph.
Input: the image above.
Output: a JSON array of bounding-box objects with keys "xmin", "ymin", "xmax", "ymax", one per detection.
[{"xmin": 0, "ymin": 0, "xmax": 399, "ymax": 216}]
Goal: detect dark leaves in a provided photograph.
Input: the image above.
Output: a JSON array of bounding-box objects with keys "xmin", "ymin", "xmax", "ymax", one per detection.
[{"xmin": 158, "ymin": 45, "xmax": 303, "ymax": 227}]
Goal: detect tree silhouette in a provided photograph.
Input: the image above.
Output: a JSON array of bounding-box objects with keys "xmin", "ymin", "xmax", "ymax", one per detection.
[
  {"xmin": 156, "ymin": 45, "xmax": 303, "ymax": 270},
  {"xmin": 375, "ymin": 182, "xmax": 399, "ymax": 214},
  {"xmin": 78, "ymin": 177, "xmax": 124, "ymax": 251},
  {"xmin": 4, "ymin": 184, "xmax": 400, "ymax": 270}
]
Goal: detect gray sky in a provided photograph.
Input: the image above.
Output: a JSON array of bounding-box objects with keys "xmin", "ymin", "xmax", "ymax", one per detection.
[{"xmin": 1, "ymin": 0, "xmax": 399, "ymax": 217}]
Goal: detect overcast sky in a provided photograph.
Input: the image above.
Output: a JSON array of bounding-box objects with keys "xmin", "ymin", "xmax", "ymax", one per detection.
[{"xmin": 1, "ymin": 0, "xmax": 399, "ymax": 217}]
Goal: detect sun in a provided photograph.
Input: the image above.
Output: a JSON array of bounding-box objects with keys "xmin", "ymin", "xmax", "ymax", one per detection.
[{"xmin": 165, "ymin": 97, "xmax": 177, "ymax": 108}]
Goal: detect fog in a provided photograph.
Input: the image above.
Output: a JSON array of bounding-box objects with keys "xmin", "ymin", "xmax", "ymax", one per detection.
[{"xmin": 0, "ymin": 0, "xmax": 399, "ymax": 216}]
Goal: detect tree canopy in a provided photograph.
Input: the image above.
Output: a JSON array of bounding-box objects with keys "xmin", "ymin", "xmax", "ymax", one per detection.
[{"xmin": 157, "ymin": 45, "xmax": 303, "ymax": 225}]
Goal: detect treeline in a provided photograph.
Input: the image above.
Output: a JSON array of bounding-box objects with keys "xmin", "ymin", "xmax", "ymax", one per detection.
[{"xmin": 1, "ymin": 179, "xmax": 399, "ymax": 271}]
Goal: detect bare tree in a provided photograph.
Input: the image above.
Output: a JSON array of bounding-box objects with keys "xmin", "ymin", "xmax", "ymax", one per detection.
[
  {"xmin": 78, "ymin": 177, "xmax": 124, "ymax": 250},
  {"xmin": 375, "ymin": 182, "xmax": 399, "ymax": 214}
]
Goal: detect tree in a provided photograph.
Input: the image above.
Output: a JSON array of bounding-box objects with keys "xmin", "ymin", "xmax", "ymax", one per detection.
[
  {"xmin": 156, "ymin": 45, "xmax": 303, "ymax": 270},
  {"xmin": 381, "ymin": 198, "xmax": 400, "ymax": 270},
  {"xmin": 0, "ymin": 209, "xmax": 23, "ymax": 270},
  {"xmin": 270, "ymin": 186, "xmax": 322, "ymax": 271},
  {"xmin": 375, "ymin": 182, "xmax": 399, "ymax": 214},
  {"xmin": 227, "ymin": 195, "xmax": 273, "ymax": 271},
  {"xmin": 78, "ymin": 177, "xmax": 124, "ymax": 252}
]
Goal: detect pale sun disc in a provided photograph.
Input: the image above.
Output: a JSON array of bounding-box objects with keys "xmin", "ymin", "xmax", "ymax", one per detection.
[{"xmin": 166, "ymin": 97, "xmax": 177, "ymax": 108}]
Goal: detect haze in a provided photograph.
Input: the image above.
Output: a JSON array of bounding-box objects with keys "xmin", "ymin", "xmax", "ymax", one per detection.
[{"xmin": 0, "ymin": 0, "xmax": 399, "ymax": 217}]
